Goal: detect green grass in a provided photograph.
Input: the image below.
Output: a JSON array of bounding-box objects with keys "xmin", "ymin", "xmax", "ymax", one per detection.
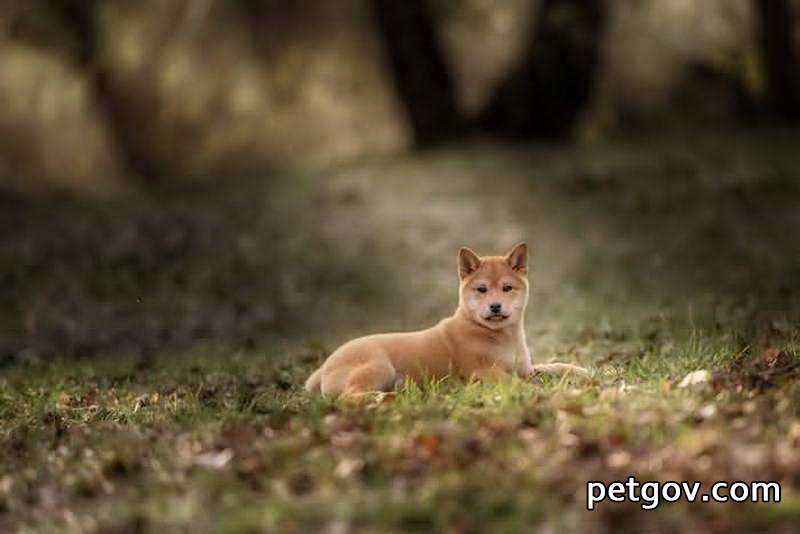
[
  {"xmin": 2, "ymin": 331, "xmax": 798, "ymax": 532},
  {"xmin": 2, "ymin": 130, "xmax": 800, "ymax": 532}
]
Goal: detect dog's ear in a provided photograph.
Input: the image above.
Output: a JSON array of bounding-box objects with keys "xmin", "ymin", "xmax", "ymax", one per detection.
[
  {"xmin": 505, "ymin": 242, "xmax": 528, "ymax": 274},
  {"xmin": 458, "ymin": 247, "xmax": 481, "ymax": 279}
]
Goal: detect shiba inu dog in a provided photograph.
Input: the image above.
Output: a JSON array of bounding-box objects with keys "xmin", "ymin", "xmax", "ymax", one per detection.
[{"xmin": 305, "ymin": 243, "xmax": 588, "ymax": 397}]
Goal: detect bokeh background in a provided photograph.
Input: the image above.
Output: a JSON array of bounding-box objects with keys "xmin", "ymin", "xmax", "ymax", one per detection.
[
  {"xmin": 0, "ymin": 0, "xmax": 799, "ymax": 363},
  {"xmin": 3, "ymin": 2, "xmax": 800, "ymax": 532},
  {"xmin": 1, "ymin": 0, "xmax": 796, "ymax": 193}
]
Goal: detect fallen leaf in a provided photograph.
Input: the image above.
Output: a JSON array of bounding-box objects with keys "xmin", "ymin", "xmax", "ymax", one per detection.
[
  {"xmin": 415, "ymin": 434, "xmax": 440, "ymax": 458},
  {"xmin": 678, "ymin": 370, "xmax": 710, "ymax": 388},
  {"xmin": 133, "ymin": 394, "xmax": 150, "ymax": 413},
  {"xmin": 762, "ymin": 348, "xmax": 782, "ymax": 366},
  {"xmin": 606, "ymin": 432, "xmax": 626, "ymax": 448},
  {"xmin": 194, "ymin": 448, "xmax": 234, "ymax": 470},
  {"xmin": 606, "ymin": 451, "xmax": 631, "ymax": 469},
  {"xmin": 697, "ymin": 404, "xmax": 717, "ymax": 419},
  {"xmin": 334, "ymin": 458, "xmax": 365, "ymax": 479}
]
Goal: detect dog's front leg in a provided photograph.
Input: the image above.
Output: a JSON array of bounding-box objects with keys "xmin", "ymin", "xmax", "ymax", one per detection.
[{"xmin": 513, "ymin": 329, "xmax": 535, "ymax": 378}]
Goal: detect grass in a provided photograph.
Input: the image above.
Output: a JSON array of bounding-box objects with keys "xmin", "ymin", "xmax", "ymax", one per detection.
[
  {"xmin": 2, "ymin": 334, "xmax": 798, "ymax": 532},
  {"xmin": 2, "ymin": 130, "xmax": 800, "ymax": 532}
]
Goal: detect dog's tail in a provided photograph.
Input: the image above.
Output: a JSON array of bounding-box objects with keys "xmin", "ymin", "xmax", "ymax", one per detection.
[
  {"xmin": 532, "ymin": 362, "xmax": 591, "ymax": 379},
  {"xmin": 305, "ymin": 368, "xmax": 323, "ymax": 393}
]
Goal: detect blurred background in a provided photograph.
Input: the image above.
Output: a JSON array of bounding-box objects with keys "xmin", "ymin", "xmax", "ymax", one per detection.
[{"xmin": 1, "ymin": 0, "xmax": 799, "ymax": 365}]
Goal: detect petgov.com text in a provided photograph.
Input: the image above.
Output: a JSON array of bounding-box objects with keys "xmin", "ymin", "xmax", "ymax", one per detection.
[{"xmin": 587, "ymin": 477, "xmax": 781, "ymax": 511}]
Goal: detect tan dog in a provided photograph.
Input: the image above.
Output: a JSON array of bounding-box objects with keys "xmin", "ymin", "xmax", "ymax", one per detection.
[{"xmin": 305, "ymin": 243, "xmax": 588, "ymax": 397}]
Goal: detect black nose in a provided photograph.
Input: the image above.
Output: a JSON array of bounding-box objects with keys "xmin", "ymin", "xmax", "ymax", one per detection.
[{"xmin": 490, "ymin": 303, "xmax": 502, "ymax": 313}]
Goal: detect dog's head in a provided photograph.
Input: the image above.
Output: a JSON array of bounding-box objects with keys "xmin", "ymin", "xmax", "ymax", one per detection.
[{"xmin": 457, "ymin": 242, "xmax": 529, "ymax": 330}]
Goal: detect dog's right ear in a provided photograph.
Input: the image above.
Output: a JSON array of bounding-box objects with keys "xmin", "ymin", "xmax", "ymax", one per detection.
[
  {"xmin": 458, "ymin": 247, "xmax": 481, "ymax": 279},
  {"xmin": 505, "ymin": 242, "xmax": 528, "ymax": 274}
]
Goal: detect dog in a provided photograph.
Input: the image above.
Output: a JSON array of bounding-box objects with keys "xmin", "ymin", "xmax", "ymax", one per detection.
[{"xmin": 305, "ymin": 243, "xmax": 588, "ymax": 397}]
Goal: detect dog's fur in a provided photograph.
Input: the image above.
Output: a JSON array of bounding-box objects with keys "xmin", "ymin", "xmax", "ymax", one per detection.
[{"xmin": 305, "ymin": 243, "xmax": 588, "ymax": 397}]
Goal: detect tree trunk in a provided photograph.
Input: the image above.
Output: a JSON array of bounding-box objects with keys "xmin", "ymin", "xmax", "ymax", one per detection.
[
  {"xmin": 753, "ymin": 0, "xmax": 800, "ymax": 119},
  {"xmin": 44, "ymin": 0, "xmax": 159, "ymax": 180},
  {"xmin": 478, "ymin": 0, "xmax": 606, "ymax": 138},
  {"xmin": 370, "ymin": 0, "xmax": 462, "ymax": 147}
]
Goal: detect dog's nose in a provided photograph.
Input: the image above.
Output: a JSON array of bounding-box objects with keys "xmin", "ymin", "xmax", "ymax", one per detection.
[{"xmin": 490, "ymin": 303, "xmax": 502, "ymax": 314}]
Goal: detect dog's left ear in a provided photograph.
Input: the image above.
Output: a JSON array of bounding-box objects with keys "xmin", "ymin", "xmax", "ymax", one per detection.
[
  {"xmin": 459, "ymin": 247, "xmax": 482, "ymax": 279},
  {"xmin": 505, "ymin": 242, "xmax": 528, "ymax": 274}
]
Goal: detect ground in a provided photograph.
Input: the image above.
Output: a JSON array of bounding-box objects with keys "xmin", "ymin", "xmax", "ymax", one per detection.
[{"xmin": 1, "ymin": 130, "xmax": 799, "ymax": 532}]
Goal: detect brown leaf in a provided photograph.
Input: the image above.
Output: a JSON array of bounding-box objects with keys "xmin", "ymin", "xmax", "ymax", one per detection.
[
  {"xmin": 606, "ymin": 432, "xmax": 627, "ymax": 448},
  {"xmin": 220, "ymin": 425, "xmax": 258, "ymax": 455},
  {"xmin": 761, "ymin": 347, "xmax": 782, "ymax": 366},
  {"xmin": 415, "ymin": 433, "xmax": 440, "ymax": 458}
]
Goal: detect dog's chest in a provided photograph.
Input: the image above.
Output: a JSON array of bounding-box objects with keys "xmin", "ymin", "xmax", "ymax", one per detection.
[
  {"xmin": 497, "ymin": 344, "xmax": 520, "ymax": 370},
  {"xmin": 475, "ymin": 336, "xmax": 518, "ymax": 370}
]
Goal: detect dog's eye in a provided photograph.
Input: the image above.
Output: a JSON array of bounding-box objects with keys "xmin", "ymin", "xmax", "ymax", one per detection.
[
  {"xmin": 503, "ymin": 285, "xmax": 513, "ymax": 292},
  {"xmin": 476, "ymin": 286, "xmax": 487, "ymax": 293}
]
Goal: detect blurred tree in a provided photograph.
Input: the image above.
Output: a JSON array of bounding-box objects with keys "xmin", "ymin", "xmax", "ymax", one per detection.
[
  {"xmin": 43, "ymin": 0, "xmax": 160, "ymax": 179},
  {"xmin": 236, "ymin": 0, "xmax": 295, "ymax": 53},
  {"xmin": 753, "ymin": 0, "xmax": 800, "ymax": 119},
  {"xmin": 371, "ymin": 0, "xmax": 462, "ymax": 146},
  {"xmin": 236, "ymin": 0, "xmax": 268, "ymax": 23},
  {"xmin": 477, "ymin": 0, "xmax": 606, "ymax": 138}
]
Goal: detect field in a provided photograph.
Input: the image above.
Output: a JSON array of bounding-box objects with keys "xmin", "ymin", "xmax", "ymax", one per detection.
[{"xmin": 1, "ymin": 130, "xmax": 799, "ymax": 532}]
